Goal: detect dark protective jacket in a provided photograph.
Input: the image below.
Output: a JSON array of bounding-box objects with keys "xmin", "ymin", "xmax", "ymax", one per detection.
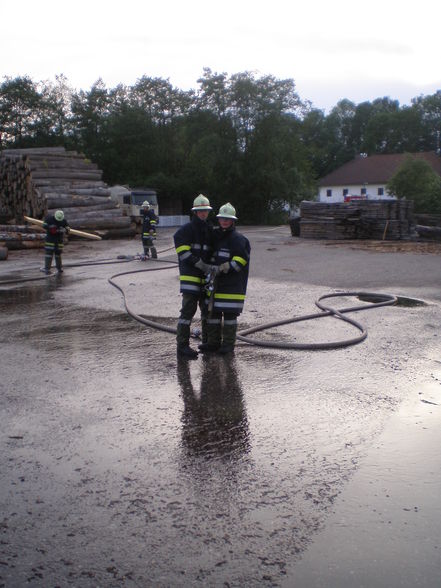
[
  {"xmin": 174, "ymin": 215, "xmax": 213, "ymax": 295},
  {"xmin": 209, "ymin": 225, "xmax": 250, "ymax": 315},
  {"xmin": 140, "ymin": 208, "xmax": 158, "ymax": 238},
  {"xmin": 43, "ymin": 214, "xmax": 69, "ymax": 250}
]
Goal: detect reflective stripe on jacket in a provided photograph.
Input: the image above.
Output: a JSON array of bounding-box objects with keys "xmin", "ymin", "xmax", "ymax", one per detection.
[
  {"xmin": 174, "ymin": 215, "xmax": 213, "ymax": 295},
  {"xmin": 141, "ymin": 208, "xmax": 158, "ymax": 237},
  {"xmin": 209, "ymin": 226, "xmax": 250, "ymax": 315},
  {"xmin": 43, "ymin": 214, "xmax": 68, "ymax": 247}
]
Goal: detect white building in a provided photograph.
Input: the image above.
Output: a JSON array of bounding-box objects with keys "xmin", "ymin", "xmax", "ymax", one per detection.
[{"xmin": 318, "ymin": 152, "xmax": 441, "ymax": 203}]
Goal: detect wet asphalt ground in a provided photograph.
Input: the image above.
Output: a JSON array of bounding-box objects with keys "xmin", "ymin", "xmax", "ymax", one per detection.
[{"xmin": 0, "ymin": 227, "xmax": 440, "ymax": 587}]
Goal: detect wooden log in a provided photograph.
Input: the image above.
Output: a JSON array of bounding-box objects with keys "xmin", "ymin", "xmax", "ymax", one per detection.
[
  {"xmin": 96, "ymin": 227, "xmax": 137, "ymax": 239},
  {"xmin": 1, "ymin": 147, "xmax": 67, "ymax": 155},
  {"xmin": 23, "ymin": 216, "xmax": 102, "ymax": 240},
  {"xmin": 0, "ymin": 232, "xmax": 45, "ymax": 242},
  {"xmin": 0, "ymin": 224, "xmax": 45, "ymax": 233},
  {"xmin": 68, "ymin": 217, "xmax": 131, "ymax": 230},
  {"xmin": 45, "ymin": 195, "xmax": 114, "ymax": 208},
  {"xmin": 416, "ymin": 225, "xmax": 441, "ymax": 241},
  {"xmin": 59, "ymin": 208, "xmax": 122, "ymax": 226},
  {"xmin": 64, "ymin": 188, "xmax": 111, "ymax": 196},
  {"xmin": 0, "ymin": 246, "xmax": 8, "ymax": 260},
  {"xmin": 31, "ymin": 171, "xmax": 102, "ymax": 180},
  {"xmin": 47, "ymin": 202, "xmax": 118, "ymax": 215},
  {"xmin": 37, "ymin": 181, "xmax": 107, "ymax": 193},
  {"xmin": 4, "ymin": 240, "xmax": 44, "ymax": 250}
]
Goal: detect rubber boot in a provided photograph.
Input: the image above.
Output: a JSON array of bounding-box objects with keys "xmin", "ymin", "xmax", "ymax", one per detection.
[
  {"xmin": 150, "ymin": 246, "xmax": 157, "ymax": 259},
  {"xmin": 218, "ymin": 320, "xmax": 237, "ymax": 354},
  {"xmin": 55, "ymin": 253, "xmax": 63, "ymax": 273},
  {"xmin": 177, "ymin": 321, "xmax": 198, "ymax": 359},
  {"xmin": 199, "ymin": 319, "xmax": 222, "ymax": 353},
  {"xmin": 43, "ymin": 251, "xmax": 53, "ymax": 274},
  {"xmin": 200, "ymin": 318, "xmax": 208, "ymax": 344}
]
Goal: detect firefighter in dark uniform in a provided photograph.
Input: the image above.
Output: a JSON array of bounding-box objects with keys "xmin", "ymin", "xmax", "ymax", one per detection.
[
  {"xmin": 41, "ymin": 209, "xmax": 69, "ymax": 274},
  {"xmin": 174, "ymin": 194, "xmax": 215, "ymax": 359},
  {"xmin": 140, "ymin": 200, "xmax": 158, "ymax": 259},
  {"xmin": 199, "ymin": 203, "xmax": 250, "ymax": 355}
]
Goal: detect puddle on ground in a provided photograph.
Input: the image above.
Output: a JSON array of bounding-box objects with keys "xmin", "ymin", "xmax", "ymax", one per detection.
[
  {"xmin": 0, "ymin": 284, "xmax": 55, "ymax": 304},
  {"xmin": 357, "ymin": 293, "xmax": 427, "ymax": 307}
]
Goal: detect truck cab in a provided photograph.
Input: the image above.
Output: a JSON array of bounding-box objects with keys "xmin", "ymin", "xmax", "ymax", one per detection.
[{"xmin": 109, "ymin": 186, "xmax": 159, "ymax": 230}]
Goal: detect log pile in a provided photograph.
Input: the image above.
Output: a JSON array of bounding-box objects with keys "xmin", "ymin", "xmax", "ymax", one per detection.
[
  {"xmin": 415, "ymin": 225, "xmax": 441, "ymax": 241},
  {"xmin": 0, "ymin": 147, "xmax": 136, "ymax": 241},
  {"xmin": 299, "ymin": 200, "xmax": 414, "ymax": 240},
  {"xmin": 0, "ymin": 224, "xmax": 45, "ymax": 250}
]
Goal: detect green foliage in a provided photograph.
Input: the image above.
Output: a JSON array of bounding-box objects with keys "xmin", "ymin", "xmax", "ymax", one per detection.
[
  {"xmin": 2, "ymin": 73, "xmax": 441, "ymax": 222},
  {"xmin": 387, "ymin": 156, "xmax": 441, "ymax": 213}
]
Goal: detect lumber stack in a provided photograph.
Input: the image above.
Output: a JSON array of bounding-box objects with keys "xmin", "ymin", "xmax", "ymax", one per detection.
[
  {"xmin": 299, "ymin": 200, "xmax": 414, "ymax": 240},
  {"xmin": 0, "ymin": 224, "xmax": 45, "ymax": 250},
  {"xmin": 0, "ymin": 147, "xmax": 136, "ymax": 240}
]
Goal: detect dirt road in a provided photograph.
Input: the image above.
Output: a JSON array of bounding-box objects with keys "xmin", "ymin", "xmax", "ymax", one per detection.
[{"xmin": 1, "ymin": 227, "xmax": 440, "ymax": 587}]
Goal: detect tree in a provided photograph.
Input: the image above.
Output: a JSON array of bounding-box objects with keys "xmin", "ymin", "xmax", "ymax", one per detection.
[
  {"xmin": 0, "ymin": 76, "xmax": 42, "ymax": 147},
  {"xmin": 386, "ymin": 156, "xmax": 441, "ymax": 213},
  {"xmin": 411, "ymin": 90, "xmax": 441, "ymax": 151},
  {"xmin": 364, "ymin": 108, "xmax": 424, "ymax": 153},
  {"xmin": 70, "ymin": 79, "xmax": 111, "ymax": 165}
]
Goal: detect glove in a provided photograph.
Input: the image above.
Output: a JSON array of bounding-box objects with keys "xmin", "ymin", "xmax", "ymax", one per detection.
[
  {"xmin": 195, "ymin": 259, "xmax": 211, "ymax": 273},
  {"xmin": 219, "ymin": 262, "xmax": 230, "ymax": 273},
  {"xmin": 208, "ymin": 265, "xmax": 219, "ymax": 276}
]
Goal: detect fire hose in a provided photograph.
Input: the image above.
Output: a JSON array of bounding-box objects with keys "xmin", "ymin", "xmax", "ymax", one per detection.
[{"xmin": 0, "ymin": 251, "xmax": 398, "ymax": 350}]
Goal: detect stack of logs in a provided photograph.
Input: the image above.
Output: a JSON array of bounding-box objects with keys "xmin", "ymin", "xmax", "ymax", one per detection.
[
  {"xmin": 0, "ymin": 147, "xmax": 135, "ymax": 248},
  {"xmin": 299, "ymin": 200, "xmax": 414, "ymax": 240}
]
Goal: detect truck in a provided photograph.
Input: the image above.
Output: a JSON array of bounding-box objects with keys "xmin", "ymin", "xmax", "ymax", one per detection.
[{"xmin": 108, "ymin": 185, "xmax": 159, "ymax": 231}]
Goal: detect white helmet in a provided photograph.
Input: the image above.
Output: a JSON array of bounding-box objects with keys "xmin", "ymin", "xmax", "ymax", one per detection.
[
  {"xmin": 191, "ymin": 194, "xmax": 212, "ymax": 211},
  {"xmin": 142, "ymin": 201, "xmax": 150, "ymax": 208},
  {"xmin": 217, "ymin": 202, "xmax": 237, "ymax": 220},
  {"xmin": 54, "ymin": 210, "xmax": 64, "ymax": 221}
]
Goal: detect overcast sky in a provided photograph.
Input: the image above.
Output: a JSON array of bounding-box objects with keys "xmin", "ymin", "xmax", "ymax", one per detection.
[{"xmin": 2, "ymin": 0, "xmax": 440, "ymax": 113}]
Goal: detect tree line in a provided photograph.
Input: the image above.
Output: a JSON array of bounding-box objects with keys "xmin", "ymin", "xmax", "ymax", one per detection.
[{"xmin": 1, "ymin": 70, "xmax": 441, "ymax": 222}]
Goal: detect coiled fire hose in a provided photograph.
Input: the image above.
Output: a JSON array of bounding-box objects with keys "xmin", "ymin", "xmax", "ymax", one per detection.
[{"xmin": 1, "ymin": 251, "xmax": 398, "ymax": 350}]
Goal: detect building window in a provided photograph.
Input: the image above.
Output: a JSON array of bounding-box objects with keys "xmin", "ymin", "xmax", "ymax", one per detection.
[
  {"xmin": 378, "ymin": 187, "xmax": 384, "ymax": 196},
  {"xmin": 361, "ymin": 187, "xmax": 367, "ymax": 195},
  {"xmin": 343, "ymin": 189, "xmax": 348, "ymax": 196},
  {"xmin": 326, "ymin": 189, "xmax": 332, "ymax": 197}
]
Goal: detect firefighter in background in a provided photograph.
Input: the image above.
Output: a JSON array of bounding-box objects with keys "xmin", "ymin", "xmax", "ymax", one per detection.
[
  {"xmin": 140, "ymin": 200, "xmax": 158, "ymax": 259},
  {"xmin": 41, "ymin": 209, "xmax": 70, "ymax": 274},
  {"xmin": 174, "ymin": 194, "xmax": 215, "ymax": 359},
  {"xmin": 199, "ymin": 203, "xmax": 250, "ymax": 355}
]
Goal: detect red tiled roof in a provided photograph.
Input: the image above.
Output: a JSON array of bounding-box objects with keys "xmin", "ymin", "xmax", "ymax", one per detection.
[{"xmin": 319, "ymin": 152, "xmax": 441, "ymax": 186}]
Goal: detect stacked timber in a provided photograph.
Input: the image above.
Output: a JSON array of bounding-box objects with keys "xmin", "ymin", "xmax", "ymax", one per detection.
[
  {"xmin": 299, "ymin": 200, "xmax": 414, "ymax": 240},
  {"xmin": 0, "ymin": 147, "xmax": 135, "ymax": 239},
  {"xmin": 0, "ymin": 224, "xmax": 45, "ymax": 250}
]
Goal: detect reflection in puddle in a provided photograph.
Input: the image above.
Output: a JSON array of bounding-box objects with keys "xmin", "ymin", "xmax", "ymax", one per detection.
[
  {"xmin": 0, "ymin": 284, "xmax": 55, "ymax": 304},
  {"xmin": 177, "ymin": 355, "xmax": 250, "ymax": 461}
]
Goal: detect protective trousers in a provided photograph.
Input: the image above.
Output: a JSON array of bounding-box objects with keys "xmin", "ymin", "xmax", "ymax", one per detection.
[
  {"xmin": 207, "ymin": 312, "xmax": 238, "ymax": 347},
  {"xmin": 44, "ymin": 246, "xmax": 62, "ymax": 272},
  {"xmin": 176, "ymin": 293, "xmax": 207, "ymax": 347},
  {"xmin": 142, "ymin": 236, "xmax": 157, "ymax": 259}
]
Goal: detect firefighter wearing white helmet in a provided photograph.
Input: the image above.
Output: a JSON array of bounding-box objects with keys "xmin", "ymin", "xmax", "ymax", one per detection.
[
  {"xmin": 41, "ymin": 209, "xmax": 70, "ymax": 274},
  {"xmin": 173, "ymin": 194, "xmax": 215, "ymax": 358},
  {"xmin": 191, "ymin": 194, "xmax": 212, "ymax": 211},
  {"xmin": 199, "ymin": 202, "xmax": 250, "ymax": 355},
  {"xmin": 140, "ymin": 200, "xmax": 158, "ymax": 259}
]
